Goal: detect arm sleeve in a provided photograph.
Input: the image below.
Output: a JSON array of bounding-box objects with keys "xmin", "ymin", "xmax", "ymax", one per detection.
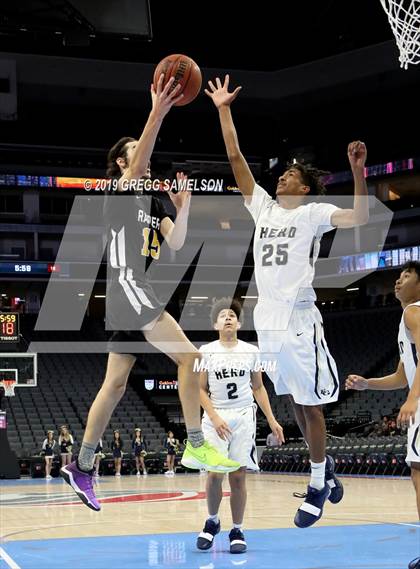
[
  {"xmin": 243, "ymin": 184, "xmax": 273, "ymax": 223},
  {"xmin": 309, "ymin": 202, "xmax": 339, "ymax": 235},
  {"xmin": 42, "ymin": 439, "xmax": 47, "ymax": 450},
  {"xmin": 58, "ymin": 436, "xmax": 62, "ymax": 445}
]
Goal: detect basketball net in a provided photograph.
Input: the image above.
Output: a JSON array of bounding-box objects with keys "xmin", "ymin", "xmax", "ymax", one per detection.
[
  {"xmin": 380, "ymin": 0, "xmax": 420, "ymax": 69},
  {"xmin": 2, "ymin": 380, "xmax": 16, "ymax": 397}
]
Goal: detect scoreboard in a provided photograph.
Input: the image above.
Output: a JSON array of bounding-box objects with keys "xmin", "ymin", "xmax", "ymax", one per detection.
[{"xmin": 0, "ymin": 313, "xmax": 19, "ymax": 342}]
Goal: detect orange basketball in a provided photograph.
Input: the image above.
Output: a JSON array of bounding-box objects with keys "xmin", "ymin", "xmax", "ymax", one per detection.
[{"xmin": 153, "ymin": 54, "xmax": 202, "ymax": 106}]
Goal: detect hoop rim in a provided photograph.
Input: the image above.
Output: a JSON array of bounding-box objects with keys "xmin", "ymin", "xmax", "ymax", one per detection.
[{"xmin": 1, "ymin": 379, "xmax": 17, "ymax": 396}]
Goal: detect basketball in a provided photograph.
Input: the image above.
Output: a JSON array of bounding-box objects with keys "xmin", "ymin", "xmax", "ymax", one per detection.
[{"xmin": 153, "ymin": 54, "xmax": 202, "ymax": 106}]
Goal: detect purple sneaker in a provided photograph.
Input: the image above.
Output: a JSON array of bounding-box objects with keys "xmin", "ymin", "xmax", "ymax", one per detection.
[{"xmin": 60, "ymin": 461, "xmax": 101, "ymax": 511}]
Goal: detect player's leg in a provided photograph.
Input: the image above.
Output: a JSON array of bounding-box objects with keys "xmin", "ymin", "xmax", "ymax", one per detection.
[
  {"xmin": 228, "ymin": 468, "xmax": 248, "ymax": 553},
  {"xmin": 115, "ymin": 457, "xmax": 121, "ymax": 476},
  {"xmin": 140, "ymin": 456, "xmax": 147, "ymax": 475},
  {"xmin": 82, "ymin": 353, "xmax": 135, "ymax": 458},
  {"xmin": 143, "ymin": 311, "xmax": 240, "ymax": 473},
  {"xmin": 411, "ymin": 463, "xmax": 420, "ymax": 519},
  {"xmin": 45, "ymin": 457, "xmax": 51, "ymax": 478},
  {"xmin": 135, "ymin": 455, "xmax": 140, "ymax": 475},
  {"xmin": 289, "ymin": 396, "xmax": 308, "ymax": 441},
  {"xmin": 197, "ymin": 472, "xmax": 224, "ymax": 550},
  {"xmin": 301, "ymin": 404, "xmax": 326, "ymax": 465},
  {"xmin": 60, "ymin": 353, "xmax": 135, "ymax": 510}
]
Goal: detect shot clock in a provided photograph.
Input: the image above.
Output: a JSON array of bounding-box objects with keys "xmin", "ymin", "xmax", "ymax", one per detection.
[{"xmin": 0, "ymin": 313, "xmax": 19, "ymax": 342}]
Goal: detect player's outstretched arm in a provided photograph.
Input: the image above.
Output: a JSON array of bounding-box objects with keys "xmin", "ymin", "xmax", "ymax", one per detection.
[
  {"xmin": 160, "ymin": 172, "xmax": 191, "ymax": 250},
  {"xmin": 205, "ymin": 75, "xmax": 255, "ymax": 203},
  {"xmin": 398, "ymin": 306, "xmax": 420, "ymax": 427},
  {"xmin": 331, "ymin": 141, "xmax": 369, "ymax": 228},
  {"xmin": 345, "ymin": 360, "xmax": 408, "ymax": 391},
  {"xmin": 119, "ymin": 75, "xmax": 183, "ymax": 187},
  {"xmin": 251, "ymin": 371, "xmax": 285, "ymax": 444}
]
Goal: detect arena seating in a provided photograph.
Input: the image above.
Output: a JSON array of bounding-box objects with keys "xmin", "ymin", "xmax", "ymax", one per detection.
[
  {"xmin": 5, "ymin": 353, "xmax": 167, "ymax": 458},
  {"xmin": 259, "ymin": 435, "xmax": 409, "ymax": 477}
]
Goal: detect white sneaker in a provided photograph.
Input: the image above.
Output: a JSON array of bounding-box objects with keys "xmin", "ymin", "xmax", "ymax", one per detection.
[
  {"xmin": 143, "ymin": 471, "xmax": 148, "ymax": 476},
  {"xmin": 46, "ymin": 474, "xmax": 52, "ymax": 480},
  {"xmin": 164, "ymin": 470, "xmax": 171, "ymax": 476},
  {"xmin": 136, "ymin": 471, "xmax": 141, "ymax": 477},
  {"xmin": 115, "ymin": 472, "xmax": 121, "ymax": 477}
]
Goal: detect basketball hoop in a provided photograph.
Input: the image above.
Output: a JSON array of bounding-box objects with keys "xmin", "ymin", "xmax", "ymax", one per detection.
[
  {"xmin": 2, "ymin": 380, "xmax": 16, "ymax": 397},
  {"xmin": 380, "ymin": 0, "xmax": 420, "ymax": 69}
]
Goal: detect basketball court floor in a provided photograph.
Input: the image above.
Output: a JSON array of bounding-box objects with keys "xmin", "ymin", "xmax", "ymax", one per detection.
[{"xmin": 1, "ymin": 472, "xmax": 418, "ymax": 569}]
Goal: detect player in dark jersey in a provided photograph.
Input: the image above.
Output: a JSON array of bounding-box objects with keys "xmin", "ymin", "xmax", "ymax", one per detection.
[{"xmin": 61, "ymin": 74, "xmax": 240, "ymax": 511}]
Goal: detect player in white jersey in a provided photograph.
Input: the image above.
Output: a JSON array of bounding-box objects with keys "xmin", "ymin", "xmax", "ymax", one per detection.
[
  {"xmin": 196, "ymin": 297, "xmax": 284, "ymax": 554},
  {"xmin": 346, "ymin": 261, "xmax": 420, "ymax": 569},
  {"xmin": 205, "ymin": 74, "xmax": 369, "ymax": 528}
]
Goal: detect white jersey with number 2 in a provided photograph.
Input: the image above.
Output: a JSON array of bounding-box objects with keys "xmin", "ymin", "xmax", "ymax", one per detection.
[{"xmin": 199, "ymin": 339, "xmax": 259, "ymax": 409}]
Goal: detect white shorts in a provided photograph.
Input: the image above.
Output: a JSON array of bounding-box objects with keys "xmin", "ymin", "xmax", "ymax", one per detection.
[
  {"xmin": 254, "ymin": 301, "xmax": 339, "ymax": 406},
  {"xmin": 406, "ymin": 405, "xmax": 420, "ymax": 466},
  {"xmin": 202, "ymin": 405, "xmax": 259, "ymax": 471}
]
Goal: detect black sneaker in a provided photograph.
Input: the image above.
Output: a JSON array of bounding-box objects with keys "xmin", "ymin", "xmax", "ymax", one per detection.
[
  {"xmin": 294, "ymin": 484, "xmax": 331, "ymax": 528},
  {"xmin": 196, "ymin": 518, "xmax": 221, "ymax": 550},
  {"xmin": 229, "ymin": 528, "xmax": 247, "ymax": 554},
  {"xmin": 325, "ymin": 455, "xmax": 344, "ymax": 504}
]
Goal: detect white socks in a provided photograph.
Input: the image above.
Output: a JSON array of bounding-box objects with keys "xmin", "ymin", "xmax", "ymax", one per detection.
[
  {"xmin": 208, "ymin": 514, "xmax": 220, "ymax": 524},
  {"xmin": 310, "ymin": 459, "xmax": 326, "ymax": 490}
]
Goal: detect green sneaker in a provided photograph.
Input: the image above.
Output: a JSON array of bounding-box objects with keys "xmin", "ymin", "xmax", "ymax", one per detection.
[{"xmin": 181, "ymin": 440, "xmax": 240, "ymax": 473}]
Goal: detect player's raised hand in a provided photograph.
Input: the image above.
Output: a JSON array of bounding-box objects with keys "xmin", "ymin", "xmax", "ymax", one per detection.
[
  {"xmin": 347, "ymin": 141, "xmax": 367, "ymax": 171},
  {"xmin": 269, "ymin": 420, "xmax": 285, "ymax": 445},
  {"xmin": 168, "ymin": 172, "xmax": 191, "ymax": 211},
  {"xmin": 205, "ymin": 75, "xmax": 242, "ymax": 109},
  {"xmin": 211, "ymin": 414, "xmax": 232, "ymax": 441},
  {"xmin": 345, "ymin": 374, "xmax": 369, "ymax": 390},
  {"xmin": 397, "ymin": 396, "xmax": 418, "ymax": 428},
  {"xmin": 151, "ymin": 74, "xmax": 184, "ymax": 119}
]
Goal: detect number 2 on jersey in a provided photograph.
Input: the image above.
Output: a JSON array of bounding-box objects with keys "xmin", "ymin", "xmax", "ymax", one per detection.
[
  {"xmin": 262, "ymin": 243, "xmax": 288, "ymax": 266},
  {"xmin": 141, "ymin": 228, "xmax": 160, "ymax": 259},
  {"xmin": 227, "ymin": 383, "xmax": 238, "ymax": 400}
]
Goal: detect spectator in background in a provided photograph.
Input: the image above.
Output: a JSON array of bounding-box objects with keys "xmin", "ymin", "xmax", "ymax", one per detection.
[
  {"xmin": 165, "ymin": 430, "xmax": 178, "ymax": 476},
  {"xmin": 42, "ymin": 430, "xmax": 56, "ymax": 480},
  {"xmin": 59, "ymin": 425, "xmax": 74, "ymax": 468},
  {"xmin": 381, "ymin": 416, "xmax": 389, "ymax": 432},
  {"xmin": 387, "ymin": 419, "xmax": 400, "ymax": 437},
  {"xmin": 111, "ymin": 430, "xmax": 123, "ymax": 476},
  {"xmin": 93, "ymin": 438, "xmax": 103, "ymax": 477},
  {"xmin": 132, "ymin": 428, "xmax": 148, "ymax": 477},
  {"xmin": 368, "ymin": 423, "xmax": 385, "ymax": 438},
  {"xmin": 266, "ymin": 431, "xmax": 282, "ymax": 446}
]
